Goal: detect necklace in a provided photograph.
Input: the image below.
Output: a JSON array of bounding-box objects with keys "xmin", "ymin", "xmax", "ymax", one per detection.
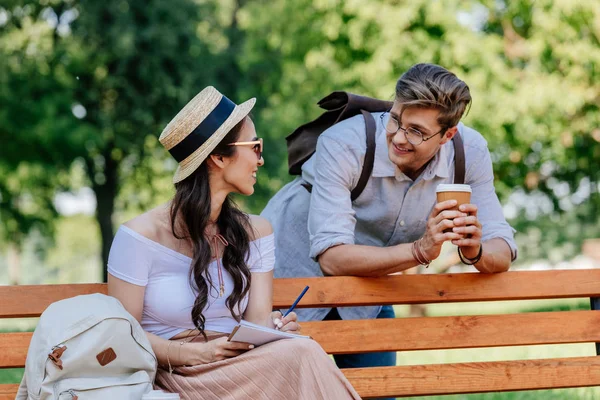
[{"xmin": 208, "ymin": 233, "xmax": 229, "ymax": 297}]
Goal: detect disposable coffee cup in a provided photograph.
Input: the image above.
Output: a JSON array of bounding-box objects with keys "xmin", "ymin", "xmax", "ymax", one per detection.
[
  {"xmin": 142, "ymin": 390, "xmax": 181, "ymax": 400},
  {"xmin": 436, "ymin": 184, "xmax": 472, "ymax": 210},
  {"xmin": 436, "ymin": 184, "xmax": 472, "ymax": 233}
]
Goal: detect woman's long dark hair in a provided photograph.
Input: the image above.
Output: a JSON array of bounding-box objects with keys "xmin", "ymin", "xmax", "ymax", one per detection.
[{"xmin": 170, "ymin": 118, "xmax": 252, "ymax": 339}]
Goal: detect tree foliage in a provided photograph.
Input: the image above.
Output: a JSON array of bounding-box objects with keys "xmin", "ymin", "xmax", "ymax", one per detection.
[
  {"xmin": 0, "ymin": 0, "xmax": 599, "ymax": 277},
  {"xmin": 240, "ymin": 0, "xmax": 600, "ymax": 259},
  {"xmin": 1, "ymin": 0, "xmax": 220, "ymax": 277}
]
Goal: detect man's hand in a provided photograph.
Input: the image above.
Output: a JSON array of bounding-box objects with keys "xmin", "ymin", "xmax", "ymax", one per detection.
[
  {"xmin": 420, "ymin": 200, "xmax": 466, "ymax": 261},
  {"xmin": 451, "ymin": 203, "xmax": 482, "ymax": 259}
]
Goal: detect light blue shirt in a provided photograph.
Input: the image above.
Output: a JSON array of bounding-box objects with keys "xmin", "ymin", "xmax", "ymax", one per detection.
[{"xmin": 262, "ymin": 112, "xmax": 517, "ymax": 322}]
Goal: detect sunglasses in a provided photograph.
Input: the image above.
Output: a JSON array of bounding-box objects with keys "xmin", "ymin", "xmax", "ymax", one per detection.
[{"xmin": 228, "ymin": 138, "xmax": 263, "ymax": 160}]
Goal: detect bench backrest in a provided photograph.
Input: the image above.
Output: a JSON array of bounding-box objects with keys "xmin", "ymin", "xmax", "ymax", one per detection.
[{"xmin": 2, "ymin": 270, "xmax": 600, "ymax": 399}]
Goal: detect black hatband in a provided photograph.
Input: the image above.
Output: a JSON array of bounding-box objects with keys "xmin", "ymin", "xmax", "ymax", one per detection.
[{"xmin": 168, "ymin": 95, "xmax": 236, "ymax": 162}]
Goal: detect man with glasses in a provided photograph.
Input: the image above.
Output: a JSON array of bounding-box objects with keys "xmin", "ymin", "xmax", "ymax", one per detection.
[{"xmin": 261, "ymin": 64, "xmax": 517, "ymax": 388}]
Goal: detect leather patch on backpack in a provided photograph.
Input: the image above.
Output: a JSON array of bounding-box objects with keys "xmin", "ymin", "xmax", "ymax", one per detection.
[{"xmin": 96, "ymin": 347, "xmax": 117, "ymax": 366}]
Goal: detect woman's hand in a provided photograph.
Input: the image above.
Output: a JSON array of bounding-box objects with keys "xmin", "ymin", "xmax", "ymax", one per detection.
[
  {"xmin": 270, "ymin": 311, "xmax": 300, "ymax": 333},
  {"xmin": 188, "ymin": 337, "xmax": 254, "ymax": 364}
]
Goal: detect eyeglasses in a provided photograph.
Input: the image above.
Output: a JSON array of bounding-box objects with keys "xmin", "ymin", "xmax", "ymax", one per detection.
[
  {"xmin": 228, "ymin": 138, "xmax": 263, "ymax": 159},
  {"xmin": 380, "ymin": 112, "xmax": 445, "ymax": 146}
]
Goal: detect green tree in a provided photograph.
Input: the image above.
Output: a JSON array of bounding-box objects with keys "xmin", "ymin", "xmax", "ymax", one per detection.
[
  {"xmin": 0, "ymin": 0, "xmax": 222, "ymax": 279},
  {"xmin": 458, "ymin": 0, "xmax": 600, "ymax": 261},
  {"xmin": 2, "ymin": 0, "xmax": 599, "ymax": 276},
  {"xmin": 240, "ymin": 0, "xmax": 600, "ymax": 260}
]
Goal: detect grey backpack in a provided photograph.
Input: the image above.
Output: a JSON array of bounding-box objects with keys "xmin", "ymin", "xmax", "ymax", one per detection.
[{"xmin": 16, "ymin": 293, "xmax": 157, "ymax": 400}]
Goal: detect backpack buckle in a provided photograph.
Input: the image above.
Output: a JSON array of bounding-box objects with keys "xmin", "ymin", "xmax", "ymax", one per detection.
[{"xmin": 48, "ymin": 345, "xmax": 67, "ymax": 370}]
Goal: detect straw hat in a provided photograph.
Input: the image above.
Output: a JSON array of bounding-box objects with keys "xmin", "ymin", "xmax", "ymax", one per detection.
[{"xmin": 159, "ymin": 86, "xmax": 256, "ymax": 183}]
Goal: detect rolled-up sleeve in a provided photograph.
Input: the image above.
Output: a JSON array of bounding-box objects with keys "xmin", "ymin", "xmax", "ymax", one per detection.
[
  {"xmin": 308, "ymin": 135, "xmax": 362, "ymax": 260},
  {"xmin": 468, "ymin": 145, "xmax": 518, "ymax": 261}
]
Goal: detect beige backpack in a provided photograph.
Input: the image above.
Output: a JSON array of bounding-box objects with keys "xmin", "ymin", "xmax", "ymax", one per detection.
[{"xmin": 16, "ymin": 293, "xmax": 157, "ymax": 399}]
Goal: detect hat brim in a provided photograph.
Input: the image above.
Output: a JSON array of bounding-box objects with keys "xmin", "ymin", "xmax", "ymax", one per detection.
[{"xmin": 172, "ymin": 97, "xmax": 256, "ymax": 184}]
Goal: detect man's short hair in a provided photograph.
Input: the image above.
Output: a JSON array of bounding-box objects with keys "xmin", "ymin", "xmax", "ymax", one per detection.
[{"xmin": 395, "ymin": 63, "xmax": 472, "ymax": 130}]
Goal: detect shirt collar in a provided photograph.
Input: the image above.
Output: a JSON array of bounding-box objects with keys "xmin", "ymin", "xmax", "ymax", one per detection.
[
  {"xmin": 421, "ymin": 141, "xmax": 450, "ymax": 181},
  {"xmin": 371, "ymin": 113, "xmax": 452, "ymax": 181}
]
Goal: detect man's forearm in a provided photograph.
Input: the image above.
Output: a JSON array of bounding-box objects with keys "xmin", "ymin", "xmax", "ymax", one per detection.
[
  {"xmin": 319, "ymin": 243, "xmax": 420, "ymax": 277},
  {"xmin": 467, "ymin": 238, "xmax": 512, "ymax": 273},
  {"xmin": 319, "ymin": 237, "xmax": 513, "ymax": 277}
]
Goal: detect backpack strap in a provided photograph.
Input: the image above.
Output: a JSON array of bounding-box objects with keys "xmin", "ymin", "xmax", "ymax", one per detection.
[
  {"xmin": 452, "ymin": 131, "xmax": 465, "ymax": 184},
  {"xmin": 351, "ymin": 110, "xmax": 376, "ymax": 201},
  {"xmin": 301, "ymin": 110, "xmax": 377, "ymax": 201}
]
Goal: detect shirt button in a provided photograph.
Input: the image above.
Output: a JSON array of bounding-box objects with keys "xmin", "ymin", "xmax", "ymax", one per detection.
[{"xmin": 400, "ymin": 220, "xmax": 405, "ymax": 226}]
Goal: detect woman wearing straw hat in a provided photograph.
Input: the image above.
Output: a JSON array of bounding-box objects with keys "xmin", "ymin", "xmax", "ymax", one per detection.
[{"xmin": 107, "ymin": 87, "xmax": 360, "ymax": 399}]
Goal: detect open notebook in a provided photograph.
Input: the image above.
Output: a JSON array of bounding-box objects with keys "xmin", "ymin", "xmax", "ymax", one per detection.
[{"xmin": 228, "ymin": 320, "xmax": 310, "ymax": 346}]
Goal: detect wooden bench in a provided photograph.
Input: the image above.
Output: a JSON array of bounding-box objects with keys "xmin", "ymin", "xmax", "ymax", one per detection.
[{"xmin": 2, "ymin": 269, "xmax": 600, "ymax": 399}]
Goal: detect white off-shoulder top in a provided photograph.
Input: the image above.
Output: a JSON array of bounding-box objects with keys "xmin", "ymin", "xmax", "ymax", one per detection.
[{"xmin": 107, "ymin": 225, "xmax": 275, "ymax": 339}]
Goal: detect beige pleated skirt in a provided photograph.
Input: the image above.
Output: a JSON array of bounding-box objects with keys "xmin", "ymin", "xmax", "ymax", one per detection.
[{"xmin": 155, "ymin": 337, "xmax": 361, "ymax": 400}]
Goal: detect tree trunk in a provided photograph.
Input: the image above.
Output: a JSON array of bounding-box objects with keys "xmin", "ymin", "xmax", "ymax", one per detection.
[
  {"xmin": 85, "ymin": 147, "xmax": 119, "ymax": 282},
  {"xmin": 96, "ymin": 184, "xmax": 116, "ymax": 283},
  {"xmin": 7, "ymin": 244, "xmax": 21, "ymax": 285}
]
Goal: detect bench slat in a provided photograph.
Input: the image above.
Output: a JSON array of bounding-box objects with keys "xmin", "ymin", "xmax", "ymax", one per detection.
[
  {"xmin": 3, "ymin": 270, "xmax": 600, "ymax": 318},
  {"xmin": 345, "ymin": 356, "xmax": 600, "ymax": 398},
  {"xmin": 2, "ymin": 356, "xmax": 600, "ymax": 399},
  {"xmin": 0, "ymin": 284, "xmax": 107, "ymax": 318},
  {"xmin": 303, "ymin": 310, "xmax": 600, "ymax": 354},
  {"xmin": 0, "ymin": 333, "xmax": 29, "ymax": 368},
  {"xmin": 3, "ymin": 310, "xmax": 600, "ymax": 367},
  {"xmin": 0, "ymin": 384, "xmax": 19, "ymax": 400},
  {"xmin": 273, "ymin": 269, "xmax": 600, "ymax": 308}
]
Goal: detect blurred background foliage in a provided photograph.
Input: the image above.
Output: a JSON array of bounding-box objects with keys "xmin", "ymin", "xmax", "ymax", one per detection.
[{"xmin": 0, "ymin": 0, "xmax": 599, "ymax": 282}]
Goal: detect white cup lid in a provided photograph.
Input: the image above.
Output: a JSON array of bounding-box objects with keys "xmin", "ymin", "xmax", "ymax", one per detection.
[
  {"xmin": 142, "ymin": 390, "xmax": 180, "ymax": 400},
  {"xmin": 436, "ymin": 184, "xmax": 472, "ymax": 193}
]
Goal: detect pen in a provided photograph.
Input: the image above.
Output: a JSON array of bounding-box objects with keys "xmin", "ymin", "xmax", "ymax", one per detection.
[{"xmin": 283, "ymin": 285, "xmax": 310, "ymax": 318}]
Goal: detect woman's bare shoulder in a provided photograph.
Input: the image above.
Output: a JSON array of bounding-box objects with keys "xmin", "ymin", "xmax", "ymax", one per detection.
[
  {"xmin": 247, "ymin": 214, "xmax": 273, "ymax": 241},
  {"xmin": 122, "ymin": 205, "xmax": 169, "ymax": 242}
]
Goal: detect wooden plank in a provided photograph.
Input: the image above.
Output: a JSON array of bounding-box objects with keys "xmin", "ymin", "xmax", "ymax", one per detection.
[
  {"xmin": 3, "ymin": 357, "xmax": 600, "ymax": 399},
  {"xmin": 273, "ymin": 269, "xmax": 600, "ymax": 309},
  {"xmin": 0, "ymin": 284, "xmax": 107, "ymax": 318},
  {"xmin": 3, "ymin": 310, "xmax": 600, "ymax": 367},
  {"xmin": 3, "ymin": 270, "xmax": 600, "ymax": 318},
  {"xmin": 0, "ymin": 384, "xmax": 19, "ymax": 400},
  {"xmin": 302, "ymin": 310, "xmax": 600, "ymax": 354},
  {"xmin": 0, "ymin": 333, "xmax": 30, "ymax": 368},
  {"xmin": 343, "ymin": 356, "xmax": 600, "ymax": 398}
]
